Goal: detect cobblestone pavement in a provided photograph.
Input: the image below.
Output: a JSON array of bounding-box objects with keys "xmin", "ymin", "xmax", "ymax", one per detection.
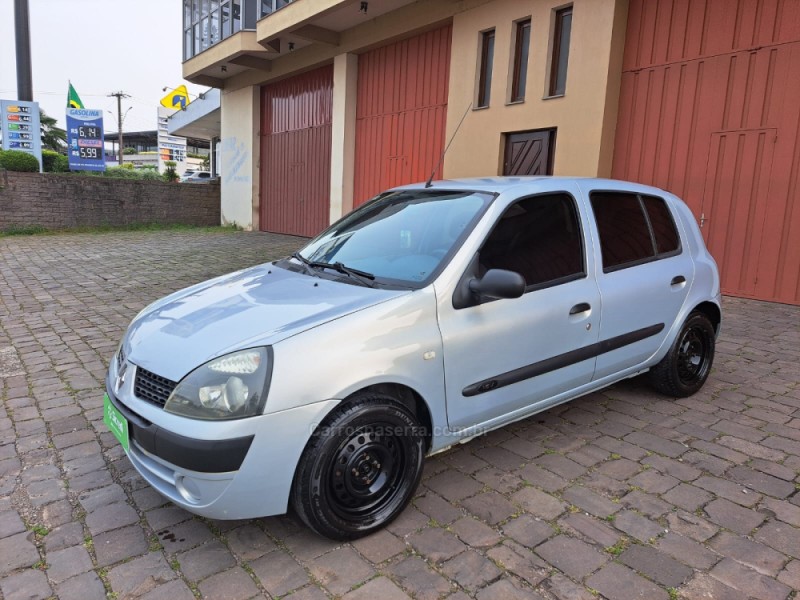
[{"xmin": 1, "ymin": 230, "xmax": 799, "ymax": 600}]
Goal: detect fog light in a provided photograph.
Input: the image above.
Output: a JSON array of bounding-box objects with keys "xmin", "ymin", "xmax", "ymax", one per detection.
[{"xmin": 175, "ymin": 475, "xmax": 201, "ymax": 504}]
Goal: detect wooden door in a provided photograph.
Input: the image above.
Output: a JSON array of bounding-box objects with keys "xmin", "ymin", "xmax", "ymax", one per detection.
[{"xmin": 503, "ymin": 129, "xmax": 555, "ymax": 176}]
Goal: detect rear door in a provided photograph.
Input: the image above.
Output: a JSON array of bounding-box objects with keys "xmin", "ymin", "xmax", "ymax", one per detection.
[
  {"xmin": 584, "ymin": 185, "xmax": 693, "ymax": 380},
  {"xmin": 438, "ymin": 184, "xmax": 601, "ymax": 430}
]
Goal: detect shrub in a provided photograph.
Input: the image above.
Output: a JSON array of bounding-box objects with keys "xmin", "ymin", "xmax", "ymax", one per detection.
[
  {"xmin": 122, "ymin": 147, "xmax": 137, "ymax": 155},
  {"xmin": 53, "ymin": 154, "xmax": 70, "ymax": 172},
  {"xmin": 0, "ymin": 149, "xmax": 40, "ymax": 172},
  {"xmin": 103, "ymin": 166, "xmax": 141, "ymax": 179},
  {"xmin": 42, "ymin": 149, "xmax": 70, "ymax": 172},
  {"xmin": 163, "ymin": 160, "xmax": 179, "ymax": 183},
  {"xmin": 139, "ymin": 169, "xmax": 162, "ymax": 180}
]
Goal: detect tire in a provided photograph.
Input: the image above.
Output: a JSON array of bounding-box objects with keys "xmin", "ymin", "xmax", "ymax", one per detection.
[
  {"xmin": 649, "ymin": 311, "xmax": 716, "ymax": 398},
  {"xmin": 291, "ymin": 392, "xmax": 426, "ymax": 540}
]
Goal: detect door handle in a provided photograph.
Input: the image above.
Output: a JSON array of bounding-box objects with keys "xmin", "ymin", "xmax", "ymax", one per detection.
[
  {"xmin": 671, "ymin": 275, "xmax": 686, "ymax": 286},
  {"xmin": 569, "ymin": 302, "xmax": 591, "ymax": 315}
]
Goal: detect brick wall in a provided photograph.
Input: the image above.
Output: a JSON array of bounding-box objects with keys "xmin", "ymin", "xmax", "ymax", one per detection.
[{"xmin": 0, "ymin": 171, "xmax": 220, "ymax": 230}]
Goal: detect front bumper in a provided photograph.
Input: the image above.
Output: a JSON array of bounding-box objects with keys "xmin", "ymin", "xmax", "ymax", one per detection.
[{"xmin": 105, "ymin": 362, "xmax": 338, "ymax": 519}]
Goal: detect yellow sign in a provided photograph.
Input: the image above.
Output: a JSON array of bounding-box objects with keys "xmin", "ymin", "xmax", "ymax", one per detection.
[{"xmin": 160, "ymin": 85, "xmax": 191, "ymax": 110}]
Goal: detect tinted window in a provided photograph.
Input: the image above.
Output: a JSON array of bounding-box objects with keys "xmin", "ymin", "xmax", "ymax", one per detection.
[
  {"xmin": 590, "ymin": 192, "xmax": 655, "ymax": 270},
  {"xmin": 477, "ymin": 30, "xmax": 495, "ymax": 108},
  {"xmin": 549, "ymin": 7, "xmax": 572, "ymax": 96},
  {"xmin": 480, "ymin": 193, "xmax": 584, "ymax": 288},
  {"xmin": 642, "ymin": 195, "xmax": 680, "ymax": 254}
]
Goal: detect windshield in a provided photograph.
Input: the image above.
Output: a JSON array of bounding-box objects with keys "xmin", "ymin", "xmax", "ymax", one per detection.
[{"xmin": 297, "ymin": 190, "xmax": 493, "ymax": 287}]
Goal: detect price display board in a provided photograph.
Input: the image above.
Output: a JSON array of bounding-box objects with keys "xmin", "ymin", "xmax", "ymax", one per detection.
[
  {"xmin": 1, "ymin": 99, "xmax": 43, "ymax": 171},
  {"xmin": 67, "ymin": 108, "xmax": 106, "ymax": 171}
]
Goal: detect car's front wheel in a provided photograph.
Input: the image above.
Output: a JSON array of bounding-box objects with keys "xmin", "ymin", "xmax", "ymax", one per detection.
[
  {"xmin": 649, "ymin": 311, "xmax": 716, "ymax": 397},
  {"xmin": 291, "ymin": 392, "xmax": 426, "ymax": 540}
]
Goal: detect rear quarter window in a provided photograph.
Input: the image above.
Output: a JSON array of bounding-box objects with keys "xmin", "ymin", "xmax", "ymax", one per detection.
[{"xmin": 590, "ymin": 191, "xmax": 681, "ymax": 272}]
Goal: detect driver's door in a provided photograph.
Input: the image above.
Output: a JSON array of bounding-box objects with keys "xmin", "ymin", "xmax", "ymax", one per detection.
[{"xmin": 437, "ymin": 190, "xmax": 601, "ymax": 430}]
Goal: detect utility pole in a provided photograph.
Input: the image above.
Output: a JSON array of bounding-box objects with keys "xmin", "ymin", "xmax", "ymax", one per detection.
[
  {"xmin": 14, "ymin": 0, "xmax": 33, "ymax": 101},
  {"xmin": 108, "ymin": 91, "xmax": 130, "ymax": 165}
]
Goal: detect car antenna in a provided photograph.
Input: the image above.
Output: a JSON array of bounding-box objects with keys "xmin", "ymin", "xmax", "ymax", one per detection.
[{"xmin": 425, "ymin": 101, "xmax": 472, "ymax": 188}]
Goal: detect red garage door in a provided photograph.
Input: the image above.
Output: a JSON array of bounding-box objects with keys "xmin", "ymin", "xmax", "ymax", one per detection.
[
  {"xmin": 260, "ymin": 65, "xmax": 333, "ymax": 237},
  {"xmin": 612, "ymin": 0, "xmax": 800, "ymax": 304},
  {"xmin": 354, "ymin": 25, "xmax": 452, "ymax": 206}
]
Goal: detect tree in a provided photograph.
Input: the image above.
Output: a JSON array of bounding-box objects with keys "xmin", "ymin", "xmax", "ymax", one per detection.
[{"xmin": 40, "ymin": 110, "xmax": 67, "ymax": 152}]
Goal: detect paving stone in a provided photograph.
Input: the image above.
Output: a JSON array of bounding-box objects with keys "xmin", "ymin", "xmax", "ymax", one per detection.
[
  {"xmin": 450, "ymin": 517, "xmax": 502, "ymax": 548},
  {"xmin": 93, "ymin": 523, "xmax": 148, "ymax": 567},
  {"xmin": 561, "ymin": 485, "xmax": 621, "ymax": 518},
  {"xmin": 679, "ymin": 573, "xmax": 748, "ymax": 600},
  {"xmin": 535, "ymin": 454, "xmax": 587, "ymax": 480},
  {"xmin": 710, "ymin": 557, "xmax": 792, "ymax": 600},
  {"xmin": 613, "ymin": 509, "xmax": 663, "ymax": 542},
  {"xmin": 655, "ymin": 532, "xmax": 720, "ymax": 570},
  {"xmin": 139, "ymin": 579, "xmax": 196, "ymax": 600},
  {"xmin": 512, "ymin": 486, "xmax": 567, "ymax": 520},
  {"xmin": 682, "ymin": 450, "xmax": 732, "ymax": 476},
  {"xmin": 41, "ymin": 499, "xmax": 73, "ymax": 528},
  {"xmin": 629, "ymin": 469, "xmax": 680, "ymax": 494},
  {"xmin": 44, "ymin": 522, "xmax": 84, "ymax": 553},
  {"xmin": 704, "ymin": 498, "xmax": 767, "ymax": 534},
  {"xmin": 472, "ymin": 467, "xmax": 523, "ymax": 494},
  {"xmin": 761, "ymin": 497, "xmax": 800, "ymax": 527},
  {"xmin": 46, "ymin": 544, "xmax": 94, "ymax": 584},
  {"xmin": 586, "ymin": 562, "xmax": 669, "ymax": 600},
  {"xmin": 386, "ymin": 505, "xmax": 429, "ymax": 537},
  {"xmin": 68, "ymin": 469, "xmax": 113, "ymax": 493},
  {"xmin": 624, "ymin": 431, "xmax": 687, "ymax": 458},
  {"xmin": 709, "ymin": 531, "xmax": 786, "ymax": 576},
  {"xmin": 594, "ymin": 457, "xmax": 641, "ymax": 480},
  {"xmin": 475, "ymin": 445, "xmax": 527, "ymax": 470},
  {"xmin": 388, "ymin": 556, "xmax": 452, "ymax": 600},
  {"xmin": 408, "ymin": 527, "xmax": 466, "ymax": 563},
  {"xmin": 560, "ymin": 512, "xmax": 619, "ymax": 548},
  {"xmin": 55, "ymin": 571, "xmax": 107, "ymax": 600},
  {"xmin": 515, "ymin": 463, "xmax": 570, "ymax": 492},
  {"xmin": 666, "ymin": 511, "xmax": 719, "ymax": 543},
  {"xmin": 26, "ymin": 478, "xmax": 67, "ymax": 506},
  {"xmin": 307, "ymin": 546, "xmax": 374, "ymax": 595},
  {"xmin": 0, "ymin": 531, "xmax": 39, "ymax": 575},
  {"xmin": 85, "ymin": 501, "xmax": 139, "ymax": 535},
  {"xmin": 348, "ymin": 529, "xmax": 404, "ymax": 563},
  {"xmin": 754, "ymin": 520, "xmax": 800, "ymax": 558},
  {"xmin": 250, "ymin": 550, "xmax": 309, "ymax": 596},
  {"xmin": 177, "ymin": 540, "xmax": 236, "ymax": 581},
  {"xmin": 502, "ymin": 514, "xmax": 554, "ymax": 548},
  {"xmin": 107, "ymin": 552, "xmax": 177, "ymax": 598},
  {"xmin": 0, "ymin": 569, "xmax": 52, "ymax": 600},
  {"xmin": 622, "ymin": 490, "xmax": 672, "ymax": 518},
  {"xmin": 0, "ymin": 511, "xmax": 25, "ymax": 539},
  {"xmin": 198, "ymin": 567, "xmax": 259, "ymax": 600},
  {"xmin": 155, "ymin": 518, "xmax": 214, "ymax": 554},
  {"xmin": 695, "ymin": 476, "xmax": 762, "ymax": 507},
  {"xmin": 620, "ymin": 543, "xmax": 693, "ymax": 587},
  {"xmin": 77, "ymin": 484, "xmax": 126, "ymax": 514},
  {"xmin": 461, "ymin": 491, "xmax": 517, "ymax": 524},
  {"xmin": 777, "ymin": 559, "xmax": 800, "ymax": 590},
  {"xmin": 728, "ymin": 465, "xmax": 796, "ymax": 498},
  {"xmin": 662, "ymin": 483, "xmax": 713, "ymax": 512},
  {"xmin": 535, "ymin": 535, "xmax": 608, "ymax": 579},
  {"xmin": 424, "ymin": 470, "xmax": 483, "ymax": 502},
  {"xmin": 441, "ymin": 549, "xmax": 501, "ymax": 592},
  {"xmin": 414, "ymin": 491, "xmax": 463, "ymax": 525},
  {"xmin": 478, "ymin": 577, "xmax": 545, "ymax": 600},
  {"xmin": 486, "ymin": 540, "xmax": 549, "ymax": 586},
  {"xmin": 717, "ymin": 436, "xmax": 787, "ymax": 461},
  {"xmin": 225, "ymin": 523, "xmax": 276, "ymax": 561},
  {"xmin": 641, "ymin": 454, "xmax": 702, "ymax": 481},
  {"xmin": 342, "ymin": 576, "xmax": 411, "ymax": 600}
]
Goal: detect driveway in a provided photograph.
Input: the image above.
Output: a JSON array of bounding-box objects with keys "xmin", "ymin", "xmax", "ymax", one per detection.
[{"xmin": 1, "ymin": 230, "xmax": 798, "ymax": 600}]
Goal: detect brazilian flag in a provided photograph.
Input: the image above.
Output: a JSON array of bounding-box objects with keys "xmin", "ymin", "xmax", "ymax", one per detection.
[{"xmin": 67, "ymin": 82, "xmax": 84, "ymax": 109}]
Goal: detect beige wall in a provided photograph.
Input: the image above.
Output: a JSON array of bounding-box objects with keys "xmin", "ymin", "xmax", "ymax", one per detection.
[
  {"xmin": 220, "ymin": 85, "xmax": 260, "ymax": 230},
  {"xmin": 443, "ymin": 0, "xmax": 628, "ymax": 179}
]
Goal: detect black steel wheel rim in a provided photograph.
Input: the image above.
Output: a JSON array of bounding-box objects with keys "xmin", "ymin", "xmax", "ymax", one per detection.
[
  {"xmin": 677, "ymin": 325, "xmax": 709, "ymax": 384},
  {"xmin": 328, "ymin": 424, "xmax": 405, "ymax": 519}
]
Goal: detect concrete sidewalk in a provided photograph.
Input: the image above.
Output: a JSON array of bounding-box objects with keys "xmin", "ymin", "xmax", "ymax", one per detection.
[{"xmin": 1, "ymin": 230, "xmax": 798, "ymax": 600}]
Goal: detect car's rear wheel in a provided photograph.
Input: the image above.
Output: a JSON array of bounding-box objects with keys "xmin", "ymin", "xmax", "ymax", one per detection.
[
  {"xmin": 649, "ymin": 311, "xmax": 715, "ymax": 397},
  {"xmin": 291, "ymin": 392, "xmax": 425, "ymax": 540}
]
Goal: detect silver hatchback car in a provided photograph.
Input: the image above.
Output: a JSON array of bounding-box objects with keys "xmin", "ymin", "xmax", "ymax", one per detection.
[{"xmin": 105, "ymin": 177, "xmax": 721, "ymax": 540}]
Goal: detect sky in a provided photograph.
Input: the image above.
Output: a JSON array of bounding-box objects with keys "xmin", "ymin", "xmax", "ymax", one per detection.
[{"xmin": 0, "ymin": 0, "xmax": 206, "ymax": 133}]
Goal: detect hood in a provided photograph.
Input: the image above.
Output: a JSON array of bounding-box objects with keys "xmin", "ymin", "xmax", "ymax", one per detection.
[{"xmin": 124, "ymin": 263, "xmax": 406, "ymax": 381}]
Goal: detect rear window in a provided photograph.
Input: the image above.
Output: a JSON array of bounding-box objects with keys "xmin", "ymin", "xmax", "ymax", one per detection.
[{"xmin": 590, "ymin": 191, "xmax": 681, "ymax": 272}]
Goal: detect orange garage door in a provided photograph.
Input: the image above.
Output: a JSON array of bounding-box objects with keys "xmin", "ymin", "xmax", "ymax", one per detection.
[
  {"xmin": 353, "ymin": 25, "xmax": 452, "ymax": 206},
  {"xmin": 260, "ymin": 65, "xmax": 333, "ymax": 237},
  {"xmin": 612, "ymin": 0, "xmax": 800, "ymax": 304}
]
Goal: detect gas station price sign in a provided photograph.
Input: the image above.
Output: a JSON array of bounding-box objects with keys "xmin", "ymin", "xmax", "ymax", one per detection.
[
  {"xmin": 1, "ymin": 99, "xmax": 43, "ymax": 170},
  {"xmin": 67, "ymin": 108, "xmax": 106, "ymax": 171}
]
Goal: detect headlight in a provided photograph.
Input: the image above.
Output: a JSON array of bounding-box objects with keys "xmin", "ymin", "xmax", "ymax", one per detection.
[{"xmin": 164, "ymin": 348, "xmax": 272, "ymax": 420}]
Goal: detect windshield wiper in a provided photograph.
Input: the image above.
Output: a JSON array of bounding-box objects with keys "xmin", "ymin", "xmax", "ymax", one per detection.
[
  {"xmin": 310, "ymin": 260, "xmax": 377, "ymax": 288},
  {"xmin": 290, "ymin": 252, "xmax": 318, "ymax": 277}
]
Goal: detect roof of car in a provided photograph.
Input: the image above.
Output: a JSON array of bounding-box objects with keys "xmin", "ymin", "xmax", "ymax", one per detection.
[{"xmin": 392, "ymin": 176, "xmax": 669, "ymax": 196}]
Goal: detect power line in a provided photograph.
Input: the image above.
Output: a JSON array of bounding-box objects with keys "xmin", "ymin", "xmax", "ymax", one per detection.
[{"xmin": 108, "ymin": 91, "xmax": 130, "ymax": 165}]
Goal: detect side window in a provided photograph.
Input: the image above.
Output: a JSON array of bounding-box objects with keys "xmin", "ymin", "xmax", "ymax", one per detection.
[
  {"xmin": 642, "ymin": 194, "xmax": 680, "ymax": 255},
  {"xmin": 480, "ymin": 193, "xmax": 584, "ymax": 289},
  {"xmin": 590, "ymin": 191, "xmax": 681, "ymax": 272}
]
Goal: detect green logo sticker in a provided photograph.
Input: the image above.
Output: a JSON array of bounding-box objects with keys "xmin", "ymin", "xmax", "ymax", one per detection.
[{"xmin": 103, "ymin": 393, "xmax": 129, "ymax": 451}]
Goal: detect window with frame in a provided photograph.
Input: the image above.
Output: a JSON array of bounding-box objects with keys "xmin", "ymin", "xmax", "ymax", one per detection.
[
  {"xmin": 590, "ymin": 191, "xmax": 681, "ymax": 272},
  {"xmin": 479, "ymin": 193, "xmax": 585, "ymax": 289},
  {"xmin": 510, "ymin": 18, "xmax": 531, "ymax": 102},
  {"xmin": 477, "ymin": 29, "xmax": 496, "ymax": 108},
  {"xmin": 549, "ymin": 6, "xmax": 573, "ymax": 97}
]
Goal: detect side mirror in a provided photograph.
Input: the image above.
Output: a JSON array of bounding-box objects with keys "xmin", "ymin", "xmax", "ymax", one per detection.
[{"xmin": 468, "ymin": 269, "xmax": 526, "ymax": 301}]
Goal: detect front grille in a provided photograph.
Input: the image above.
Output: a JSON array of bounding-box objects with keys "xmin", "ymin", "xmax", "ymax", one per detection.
[{"xmin": 134, "ymin": 367, "xmax": 178, "ymax": 408}]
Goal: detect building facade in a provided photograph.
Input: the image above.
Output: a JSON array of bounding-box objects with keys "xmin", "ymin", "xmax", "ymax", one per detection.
[{"xmin": 181, "ymin": 0, "xmax": 800, "ymax": 305}]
